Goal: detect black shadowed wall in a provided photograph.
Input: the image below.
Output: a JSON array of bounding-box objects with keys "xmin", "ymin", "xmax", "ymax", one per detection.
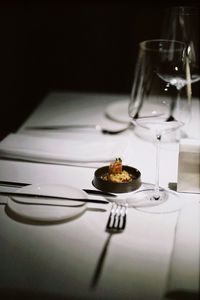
[{"xmin": 0, "ymin": 1, "xmax": 199, "ymax": 138}]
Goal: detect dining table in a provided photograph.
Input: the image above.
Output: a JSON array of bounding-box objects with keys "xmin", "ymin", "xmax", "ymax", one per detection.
[{"xmin": 0, "ymin": 91, "xmax": 199, "ymax": 300}]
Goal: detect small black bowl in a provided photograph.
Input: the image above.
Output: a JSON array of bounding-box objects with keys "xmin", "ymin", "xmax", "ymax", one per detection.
[{"xmin": 93, "ymin": 165, "xmax": 141, "ymax": 193}]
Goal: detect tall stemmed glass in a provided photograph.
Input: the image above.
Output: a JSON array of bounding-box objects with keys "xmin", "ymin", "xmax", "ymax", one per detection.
[
  {"xmin": 128, "ymin": 39, "xmax": 191, "ymax": 208},
  {"xmin": 161, "ymin": 6, "xmax": 200, "ymax": 140},
  {"xmin": 161, "ymin": 6, "xmax": 200, "ymax": 81}
]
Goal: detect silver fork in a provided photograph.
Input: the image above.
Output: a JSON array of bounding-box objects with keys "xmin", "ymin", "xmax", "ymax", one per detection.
[
  {"xmin": 106, "ymin": 202, "xmax": 128, "ymax": 232},
  {"xmin": 91, "ymin": 202, "xmax": 127, "ymax": 288}
]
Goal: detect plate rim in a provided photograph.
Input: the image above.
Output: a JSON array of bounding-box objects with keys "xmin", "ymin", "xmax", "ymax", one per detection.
[{"xmin": 7, "ymin": 183, "xmax": 88, "ymax": 222}]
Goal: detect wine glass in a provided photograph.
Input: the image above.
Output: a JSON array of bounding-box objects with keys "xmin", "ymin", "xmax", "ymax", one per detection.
[
  {"xmin": 128, "ymin": 39, "xmax": 191, "ymax": 209},
  {"xmin": 160, "ymin": 6, "xmax": 200, "ymax": 140},
  {"xmin": 161, "ymin": 6, "xmax": 200, "ymax": 80}
]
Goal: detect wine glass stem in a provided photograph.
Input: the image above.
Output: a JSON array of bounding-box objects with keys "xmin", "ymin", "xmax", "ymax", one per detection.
[
  {"xmin": 154, "ymin": 134, "xmax": 161, "ymax": 200},
  {"xmin": 176, "ymin": 89, "xmax": 181, "ymax": 141}
]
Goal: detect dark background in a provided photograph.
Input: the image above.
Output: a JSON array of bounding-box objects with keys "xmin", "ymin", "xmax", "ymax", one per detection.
[{"xmin": 0, "ymin": 0, "xmax": 199, "ymax": 138}]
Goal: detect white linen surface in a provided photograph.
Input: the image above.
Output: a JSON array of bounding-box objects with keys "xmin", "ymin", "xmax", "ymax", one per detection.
[
  {"xmin": 0, "ymin": 133, "xmax": 129, "ymax": 167},
  {"xmin": 86, "ymin": 203, "xmax": 192, "ymax": 300},
  {"xmin": 164, "ymin": 201, "xmax": 200, "ymax": 298},
  {"xmin": 177, "ymin": 138, "xmax": 200, "ymax": 193}
]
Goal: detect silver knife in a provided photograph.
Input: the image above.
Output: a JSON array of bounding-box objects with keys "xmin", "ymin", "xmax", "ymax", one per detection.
[
  {"xmin": 0, "ymin": 191, "xmax": 109, "ymax": 204},
  {"xmin": 0, "ymin": 180, "xmax": 116, "ymax": 198},
  {"xmin": 25, "ymin": 125, "xmax": 97, "ymax": 130}
]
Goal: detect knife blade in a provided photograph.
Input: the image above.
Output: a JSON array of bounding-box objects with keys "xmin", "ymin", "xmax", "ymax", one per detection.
[
  {"xmin": 25, "ymin": 125, "xmax": 97, "ymax": 130},
  {"xmin": 0, "ymin": 180, "xmax": 116, "ymax": 197},
  {"xmin": 0, "ymin": 191, "xmax": 109, "ymax": 204}
]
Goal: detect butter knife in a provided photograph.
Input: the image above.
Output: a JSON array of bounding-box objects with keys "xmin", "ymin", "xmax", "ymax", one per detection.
[
  {"xmin": 0, "ymin": 191, "xmax": 109, "ymax": 204},
  {"xmin": 25, "ymin": 124, "xmax": 131, "ymax": 135},
  {"xmin": 0, "ymin": 180, "xmax": 116, "ymax": 197},
  {"xmin": 26, "ymin": 125, "xmax": 97, "ymax": 130}
]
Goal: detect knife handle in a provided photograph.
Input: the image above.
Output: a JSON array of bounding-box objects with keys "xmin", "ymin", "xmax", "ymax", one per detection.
[
  {"xmin": 0, "ymin": 191, "xmax": 109, "ymax": 204},
  {"xmin": 0, "ymin": 181, "xmax": 116, "ymax": 197}
]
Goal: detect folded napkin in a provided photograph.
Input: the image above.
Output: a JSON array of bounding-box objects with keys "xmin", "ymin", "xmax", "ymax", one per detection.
[
  {"xmin": 177, "ymin": 138, "xmax": 200, "ymax": 193},
  {"xmin": 0, "ymin": 133, "xmax": 128, "ymax": 167},
  {"xmin": 165, "ymin": 202, "xmax": 200, "ymax": 298}
]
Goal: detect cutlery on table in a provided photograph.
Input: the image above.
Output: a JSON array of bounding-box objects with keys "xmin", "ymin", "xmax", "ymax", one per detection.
[
  {"xmin": 25, "ymin": 124, "xmax": 132, "ymax": 135},
  {"xmin": 106, "ymin": 202, "xmax": 128, "ymax": 231},
  {"xmin": 0, "ymin": 190, "xmax": 109, "ymax": 205},
  {"xmin": 91, "ymin": 203, "xmax": 128, "ymax": 288},
  {"xmin": 0, "ymin": 180, "xmax": 116, "ymax": 198}
]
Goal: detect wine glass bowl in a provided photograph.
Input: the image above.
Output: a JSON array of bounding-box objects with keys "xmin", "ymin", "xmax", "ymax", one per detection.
[
  {"xmin": 128, "ymin": 39, "xmax": 191, "ymax": 209},
  {"xmin": 130, "ymin": 40, "xmax": 191, "ymax": 134},
  {"xmin": 161, "ymin": 6, "xmax": 200, "ymax": 88}
]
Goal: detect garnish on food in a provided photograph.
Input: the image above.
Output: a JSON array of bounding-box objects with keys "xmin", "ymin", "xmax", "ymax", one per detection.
[{"xmin": 101, "ymin": 158, "xmax": 133, "ymax": 183}]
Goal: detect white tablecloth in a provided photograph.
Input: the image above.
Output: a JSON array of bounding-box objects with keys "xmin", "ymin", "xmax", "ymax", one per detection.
[{"xmin": 0, "ymin": 92, "xmax": 199, "ymax": 300}]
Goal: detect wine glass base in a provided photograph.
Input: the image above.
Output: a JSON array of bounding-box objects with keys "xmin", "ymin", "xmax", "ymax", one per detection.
[{"xmin": 126, "ymin": 186, "xmax": 183, "ymax": 214}]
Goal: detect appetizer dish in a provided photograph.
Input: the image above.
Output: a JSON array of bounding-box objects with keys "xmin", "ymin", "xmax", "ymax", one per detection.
[
  {"xmin": 101, "ymin": 158, "xmax": 133, "ymax": 183},
  {"xmin": 93, "ymin": 158, "xmax": 141, "ymax": 193}
]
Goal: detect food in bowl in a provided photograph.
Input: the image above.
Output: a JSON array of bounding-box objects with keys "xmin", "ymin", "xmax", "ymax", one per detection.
[
  {"xmin": 101, "ymin": 158, "xmax": 133, "ymax": 183},
  {"xmin": 93, "ymin": 160, "xmax": 141, "ymax": 193}
]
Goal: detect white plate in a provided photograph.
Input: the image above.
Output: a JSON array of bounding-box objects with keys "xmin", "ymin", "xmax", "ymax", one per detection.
[
  {"xmin": 105, "ymin": 99, "xmax": 166, "ymax": 124},
  {"xmin": 7, "ymin": 184, "xmax": 87, "ymax": 222},
  {"xmin": 105, "ymin": 100, "xmax": 130, "ymax": 124}
]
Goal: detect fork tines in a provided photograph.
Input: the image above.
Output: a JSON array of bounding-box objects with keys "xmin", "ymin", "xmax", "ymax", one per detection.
[{"xmin": 106, "ymin": 203, "xmax": 127, "ymax": 232}]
